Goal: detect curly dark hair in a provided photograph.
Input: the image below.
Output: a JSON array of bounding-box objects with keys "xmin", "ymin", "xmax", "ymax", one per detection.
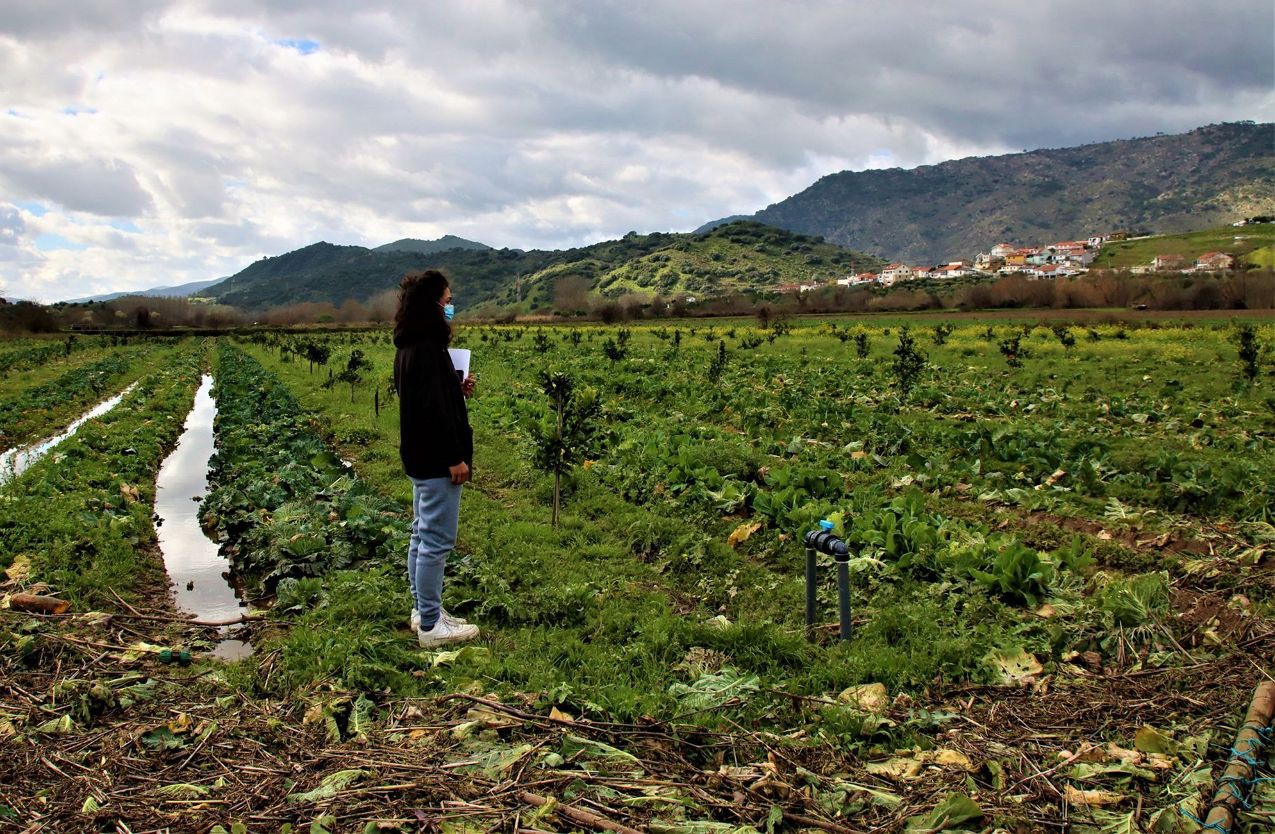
[{"xmin": 394, "ymin": 269, "xmax": 451, "ymax": 345}]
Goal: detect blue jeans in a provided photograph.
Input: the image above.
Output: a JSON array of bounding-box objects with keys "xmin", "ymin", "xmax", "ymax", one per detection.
[{"xmin": 407, "ymin": 476, "xmax": 463, "ymax": 630}]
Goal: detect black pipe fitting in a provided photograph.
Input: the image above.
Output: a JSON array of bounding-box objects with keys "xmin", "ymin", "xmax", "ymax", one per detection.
[
  {"xmin": 803, "ymin": 528, "xmax": 850, "ymax": 560},
  {"xmin": 803, "ymin": 520, "xmax": 854, "ymax": 642}
]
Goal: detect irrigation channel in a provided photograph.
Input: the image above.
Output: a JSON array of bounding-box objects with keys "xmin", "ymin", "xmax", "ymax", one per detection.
[
  {"xmin": 154, "ymin": 374, "xmax": 252, "ymax": 660},
  {"xmin": 0, "ymin": 383, "xmax": 138, "ymax": 485}
]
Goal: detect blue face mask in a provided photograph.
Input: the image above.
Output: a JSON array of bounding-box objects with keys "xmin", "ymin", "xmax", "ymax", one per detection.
[{"xmin": 441, "ymin": 303, "xmax": 455, "ymax": 321}]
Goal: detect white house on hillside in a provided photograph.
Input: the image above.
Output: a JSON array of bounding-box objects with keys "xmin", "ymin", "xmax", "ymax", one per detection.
[
  {"xmin": 1028, "ymin": 263, "xmax": 1083, "ymax": 279},
  {"xmin": 1194, "ymin": 252, "xmax": 1235, "ymax": 271},
  {"xmin": 879, "ymin": 263, "xmax": 913, "ymax": 286},
  {"xmin": 924, "ymin": 261, "xmax": 975, "ymax": 279}
]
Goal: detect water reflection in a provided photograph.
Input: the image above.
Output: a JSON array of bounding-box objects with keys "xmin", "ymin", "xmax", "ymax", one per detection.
[
  {"xmin": 155, "ymin": 375, "xmax": 252, "ymax": 660},
  {"xmin": 0, "ymin": 383, "xmax": 138, "ymax": 486}
]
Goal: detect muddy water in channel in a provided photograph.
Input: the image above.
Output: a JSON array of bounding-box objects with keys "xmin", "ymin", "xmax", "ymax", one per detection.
[
  {"xmin": 155, "ymin": 375, "xmax": 252, "ymax": 660},
  {"xmin": 0, "ymin": 383, "xmax": 138, "ymax": 486}
]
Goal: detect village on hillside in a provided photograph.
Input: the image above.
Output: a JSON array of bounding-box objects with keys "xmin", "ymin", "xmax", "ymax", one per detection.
[{"xmin": 774, "ymin": 220, "xmax": 1270, "ymax": 295}]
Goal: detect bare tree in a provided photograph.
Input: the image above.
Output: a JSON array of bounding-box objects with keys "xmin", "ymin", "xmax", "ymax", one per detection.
[{"xmin": 553, "ymin": 276, "xmax": 591, "ymax": 314}]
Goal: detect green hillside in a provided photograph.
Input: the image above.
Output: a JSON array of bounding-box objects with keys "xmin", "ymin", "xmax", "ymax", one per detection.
[
  {"xmin": 207, "ymin": 231, "xmax": 718, "ymax": 312},
  {"xmin": 209, "ymin": 223, "xmax": 882, "ymax": 314},
  {"xmin": 208, "ymin": 243, "xmax": 551, "ymax": 312},
  {"xmin": 1091, "ymin": 224, "xmax": 1275, "ymax": 269},
  {"xmin": 476, "ymin": 231, "xmax": 691, "ymax": 311},
  {"xmin": 496, "ymin": 221, "xmax": 885, "ymax": 311},
  {"xmin": 598, "ymin": 221, "xmax": 882, "ymax": 296},
  {"xmin": 373, "ymin": 235, "xmax": 491, "ymax": 255}
]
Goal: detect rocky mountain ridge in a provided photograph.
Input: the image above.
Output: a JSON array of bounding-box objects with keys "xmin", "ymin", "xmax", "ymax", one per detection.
[{"xmin": 741, "ymin": 122, "xmax": 1274, "ymax": 264}]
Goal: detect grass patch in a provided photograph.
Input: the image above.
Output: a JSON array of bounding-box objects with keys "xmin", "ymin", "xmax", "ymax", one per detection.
[{"xmin": 0, "ymin": 346, "xmax": 201, "ymax": 604}]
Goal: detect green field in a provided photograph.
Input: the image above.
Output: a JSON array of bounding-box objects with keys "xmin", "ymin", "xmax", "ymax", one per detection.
[
  {"xmin": 1091, "ymin": 225, "xmax": 1275, "ymax": 269},
  {"xmin": 0, "ymin": 338, "xmax": 179, "ymax": 452},
  {"xmin": 1, "ymin": 318, "xmax": 1273, "ymax": 832}
]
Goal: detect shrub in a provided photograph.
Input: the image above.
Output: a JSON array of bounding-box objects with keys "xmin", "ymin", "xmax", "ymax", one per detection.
[
  {"xmin": 999, "ymin": 334, "xmax": 1026, "ymax": 368},
  {"xmin": 707, "ymin": 340, "xmax": 728, "ymax": 383},
  {"xmin": 1237, "ymin": 324, "xmax": 1261, "ymax": 381},
  {"xmin": 891, "ymin": 329, "xmax": 927, "ymax": 397}
]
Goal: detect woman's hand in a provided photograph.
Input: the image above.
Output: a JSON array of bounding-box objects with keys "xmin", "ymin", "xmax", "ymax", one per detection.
[
  {"xmin": 449, "ymin": 461, "xmax": 470, "ymax": 485},
  {"xmin": 461, "ymin": 374, "xmax": 476, "ymax": 398}
]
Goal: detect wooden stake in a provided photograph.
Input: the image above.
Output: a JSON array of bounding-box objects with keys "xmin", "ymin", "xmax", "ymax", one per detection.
[{"xmin": 1203, "ymin": 681, "xmax": 1275, "ymax": 832}]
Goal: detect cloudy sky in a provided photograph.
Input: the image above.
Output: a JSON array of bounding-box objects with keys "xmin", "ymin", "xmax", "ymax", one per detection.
[{"xmin": 2, "ymin": 1, "xmax": 1272, "ymax": 302}]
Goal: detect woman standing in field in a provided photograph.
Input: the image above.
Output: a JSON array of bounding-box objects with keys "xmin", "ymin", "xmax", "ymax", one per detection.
[{"xmin": 393, "ymin": 269, "xmax": 480, "ymax": 648}]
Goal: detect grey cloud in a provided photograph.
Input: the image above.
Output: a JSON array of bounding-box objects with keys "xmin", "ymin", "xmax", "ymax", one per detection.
[
  {"xmin": 0, "ymin": 154, "xmax": 153, "ymax": 217},
  {"xmin": 0, "ymin": 204, "xmax": 25, "ymax": 245},
  {"xmin": 139, "ymin": 133, "xmax": 234, "ymax": 218},
  {"xmin": 192, "ymin": 219, "xmax": 291, "ymax": 253},
  {"xmin": 247, "ymin": 0, "xmax": 1273, "ymax": 169},
  {"xmin": 1, "ymin": 0, "xmax": 1272, "ymax": 301},
  {"xmin": 0, "ymin": 38, "xmax": 93, "ymax": 106},
  {"xmin": 0, "ymin": 205, "xmax": 27, "ymax": 269},
  {"xmin": 206, "ymin": 0, "xmax": 543, "ymax": 62},
  {"xmin": 0, "ymin": 0, "xmax": 168, "ymax": 38},
  {"xmin": 171, "ymin": 171, "xmax": 227, "ymax": 218},
  {"xmin": 534, "ymin": 1, "xmax": 1274, "ymax": 150}
]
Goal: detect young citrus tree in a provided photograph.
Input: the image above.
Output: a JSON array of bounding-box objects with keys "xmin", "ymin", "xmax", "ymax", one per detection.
[
  {"xmin": 304, "ymin": 341, "xmax": 331, "ymax": 374},
  {"xmin": 335, "ymin": 349, "xmax": 373, "ymax": 402},
  {"xmin": 891, "ymin": 328, "xmax": 927, "ymax": 398},
  {"xmin": 530, "ymin": 371, "xmax": 602, "ymax": 526},
  {"xmin": 1237, "ymin": 324, "xmax": 1262, "ymax": 382}
]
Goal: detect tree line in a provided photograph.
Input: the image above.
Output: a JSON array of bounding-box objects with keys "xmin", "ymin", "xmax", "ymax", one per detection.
[{"xmin": 3, "ymin": 269, "xmax": 1270, "ymax": 335}]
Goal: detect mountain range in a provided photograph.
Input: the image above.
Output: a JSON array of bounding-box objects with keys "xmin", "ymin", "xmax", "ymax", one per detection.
[
  {"xmin": 733, "ymin": 121, "xmax": 1274, "ymax": 264},
  {"xmin": 160, "ymin": 122, "xmax": 1275, "ymax": 312},
  {"xmin": 205, "ymin": 224, "xmax": 882, "ymax": 312},
  {"xmin": 66, "ymin": 236, "xmax": 490, "ymax": 305},
  {"xmin": 67, "ymin": 278, "xmax": 224, "ymax": 304}
]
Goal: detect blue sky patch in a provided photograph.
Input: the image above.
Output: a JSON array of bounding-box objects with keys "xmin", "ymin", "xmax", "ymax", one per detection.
[
  {"xmin": 35, "ymin": 234, "xmax": 88, "ymax": 251},
  {"xmin": 61, "ymin": 105, "xmax": 98, "ymax": 116},
  {"xmin": 110, "ymin": 219, "xmax": 141, "ymax": 233},
  {"xmin": 274, "ymin": 38, "xmax": 320, "ymax": 55},
  {"xmin": 16, "ymin": 201, "xmax": 48, "ymax": 217}
]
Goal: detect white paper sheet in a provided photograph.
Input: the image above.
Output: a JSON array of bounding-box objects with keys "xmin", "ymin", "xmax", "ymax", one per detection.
[{"xmin": 447, "ymin": 348, "xmax": 471, "ymax": 381}]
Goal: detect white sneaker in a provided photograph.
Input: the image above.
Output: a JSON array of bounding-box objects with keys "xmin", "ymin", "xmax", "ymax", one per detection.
[
  {"xmin": 410, "ymin": 607, "xmax": 467, "ymax": 631},
  {"xmin": 417, "ymin": 617, "xmax": 480, "ymax": 648}
]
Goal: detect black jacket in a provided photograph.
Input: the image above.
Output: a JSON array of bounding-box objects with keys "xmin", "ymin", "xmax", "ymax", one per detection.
[{"xmin": 393, "ymin": 333, "xmax": 473, "ymax": 480}]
